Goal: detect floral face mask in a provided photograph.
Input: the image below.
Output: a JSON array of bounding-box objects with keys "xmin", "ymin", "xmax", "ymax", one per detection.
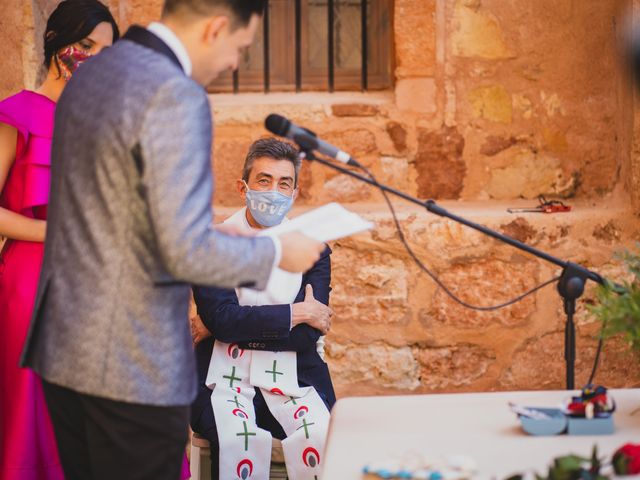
[{"xmin": 57, "ymin": 45, "xmax": 92, "ymax": 80}]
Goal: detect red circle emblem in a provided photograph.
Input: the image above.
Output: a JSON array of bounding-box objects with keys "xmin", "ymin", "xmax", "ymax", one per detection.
[
  {"xmin": 302, "ymin": 447, "xmax": 320, "ymax": 468},
  {"xmin": 232, "ymin": 408, "xmax": 249, "ymax": 419},
  {"xmin": 293, "ymin": 406, "xmax": 309, "ymax": 419},
  {"xmin": 236, "ymin": 459, "xmax": 253, "ymax": 479},
  {"xmin": 228, "ymin": 343, "xmax": 244, "ymax": 359}
]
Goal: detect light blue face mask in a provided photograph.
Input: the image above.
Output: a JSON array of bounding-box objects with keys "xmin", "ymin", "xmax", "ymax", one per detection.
[{"xmin": 244, "ymin": 181, "xmax": 295, "ymax": 227}]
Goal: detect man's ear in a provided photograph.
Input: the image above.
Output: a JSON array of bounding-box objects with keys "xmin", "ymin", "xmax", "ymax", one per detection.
[
  {"xmin": 292, "ymin": 187, "xmax": 299, "ymax": 201},
  {"xmin": 236, "ymin": 178, "xmax": 247, "ymax": 199},
  {"xmin": 203, "ymin": 15, "xmax": 229, "ymax": 44}
]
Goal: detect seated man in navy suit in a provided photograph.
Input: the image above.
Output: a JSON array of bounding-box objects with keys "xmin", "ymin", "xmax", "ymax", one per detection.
[{"xmin": 190, "ymin": 138, "xmax": 335, "ymax": 480}]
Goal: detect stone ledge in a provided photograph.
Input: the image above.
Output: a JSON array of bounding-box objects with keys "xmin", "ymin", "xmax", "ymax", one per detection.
[
  {"xmin": 214, "ymin": 198, "xmax": 635, "ymax": 230},
  {"xmin": 214, "ymin": 200, "xmax": 637, "ymax": 265}
]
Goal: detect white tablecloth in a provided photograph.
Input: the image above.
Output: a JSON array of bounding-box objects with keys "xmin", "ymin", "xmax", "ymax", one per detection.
[{"xmin": 321, "ymin": 389, "xmax": 640, "ymax": 479}]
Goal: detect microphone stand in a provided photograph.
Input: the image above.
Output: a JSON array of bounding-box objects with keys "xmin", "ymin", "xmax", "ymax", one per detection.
[{"xmin": 296, "ymin": 146, "xmax": 606, "ymax": 391}]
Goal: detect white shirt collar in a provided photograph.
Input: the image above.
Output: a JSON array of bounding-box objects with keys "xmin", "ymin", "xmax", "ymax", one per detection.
[{"xmin": 147, "ymin": 22, "xmax": 193, "ymax": 76}]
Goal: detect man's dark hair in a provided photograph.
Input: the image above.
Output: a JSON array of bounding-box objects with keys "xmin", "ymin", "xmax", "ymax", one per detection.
[
  {"xmin": 162, "ymin": 0, "xmax": 266, "ymax": 26},
  {"xmin": 242, "ymin": 138, "xmax": 301, "ymax": 187},
  {"xmin": 44, "ymin": 0, "xmax": 120, "ymax": 71}
]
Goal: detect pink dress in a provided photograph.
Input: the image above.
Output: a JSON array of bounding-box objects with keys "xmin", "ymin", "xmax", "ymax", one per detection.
[{"xmin": 0, "ymin": 90, "xmax": 64, "ymax": 480}]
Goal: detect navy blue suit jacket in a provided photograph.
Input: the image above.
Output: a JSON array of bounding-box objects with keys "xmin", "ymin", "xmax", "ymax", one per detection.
[{"xmin": 190, "ymin": 246, "xmax": 336, "ymax": 430}]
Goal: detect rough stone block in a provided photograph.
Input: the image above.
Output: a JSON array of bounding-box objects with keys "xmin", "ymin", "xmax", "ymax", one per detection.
[
  {"xmin": 451, "ymin": 0, "xmax": 514, "ymax": 59},
  {"xmin": 480, "ymin": 135, "xmax": 518, "ymax": 157},
  {"xmin": 115, "ymin": 0, "xmax": 163, "ymax": 29},
  {"xmin": 413, "ymin": 344, "xmax": 495, "ymax": 390},
  {"xmin": 213, "ymin": 135, "xmax": 253, "ymax": 206},
  {"xmin": 499, "ymin": 328, "xmax": 640, "ymax": 390},
  {"xmin": 427, "ymin": 258, "xmax": 539, "ymax": 328},
  {"xmin": 513, "ymin": 94, "xmax": 534, "ymax": 120},
  {"xmin": 326, "ymin": 341, "xmax": 421, "ymax": 392},
  {"xmin": 0, "ymin": 0, "xmax": 26, "ymax": 98},
  {"xmin": 379, "ymin": 157, "xmax": 413, "ymax": 193},
  {"xmin": 541, "ymin": 127, "xmax": 569, "ymax": 154},
  {"xmin": 317, "ymin": 174, "xmax": 372, "ymax": 204},
  {"xmin": 395, "ymin": 78, "xmax": 437, "ymax": 113},
  {"xmin": 592, "ymin": 221, "xmax": 622, "ymax": 243},
  {"xmin": 330, "ymin": 247, "xmax": 410, "ymax": 341},
  {"xmin": 331, "ymin": 104, "xmax": 379, "ymax": 117},
  {"xmin": 415, "ymin": 126, "xmax": 466, "ymax": 199},
  {"xmin": 468, "ymin": 85, "xmax": 513, "ymax": 124},
  {"xmin": 322, "ymin": 128, "xmax": 378, "ymax": 158},
  {"xmin": 486, "ymin": 151, "xmax": 575, "ymax": 199},
  {"xmin": 386, "ymin": 121, "xmax": 408, "ymax": 152},
  {"xmin": 500, "ymin": 217, "xmax": 537, "ymax": 243},
  {"xmin": 394, "ymin": 0, "xmax": 436, "ymax": 78}
]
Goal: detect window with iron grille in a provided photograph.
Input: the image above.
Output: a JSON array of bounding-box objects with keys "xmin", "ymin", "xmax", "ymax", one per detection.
[{"xmin": 208, "ymin": 0, "xmax": 393, "ymax": 93}]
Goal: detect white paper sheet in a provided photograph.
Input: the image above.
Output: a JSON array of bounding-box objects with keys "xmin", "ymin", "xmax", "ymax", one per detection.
[{"xmin": 258, "ymin": 202, "xmax": 374, "ymax": 243}]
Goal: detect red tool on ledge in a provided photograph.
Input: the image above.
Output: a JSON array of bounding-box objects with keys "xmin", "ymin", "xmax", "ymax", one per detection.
[{"xmin": 507, "ymin": 195, "xmax": 572, "ymax": 214}]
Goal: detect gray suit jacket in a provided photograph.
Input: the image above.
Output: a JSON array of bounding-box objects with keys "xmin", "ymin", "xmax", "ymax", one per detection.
[{"xmin": 21, "ymin": 28, "xmax": 276, "ymax": 406}]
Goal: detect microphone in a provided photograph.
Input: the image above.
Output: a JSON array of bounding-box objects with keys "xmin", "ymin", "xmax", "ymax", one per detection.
[{"xmin": 265, "ymin": 113, "xmax": 361, "ymax": 167}]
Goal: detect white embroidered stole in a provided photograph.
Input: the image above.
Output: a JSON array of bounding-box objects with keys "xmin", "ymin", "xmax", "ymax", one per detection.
[{"xmin": 206, "ymin": 209, "xmax": 330, "ymax": 480}]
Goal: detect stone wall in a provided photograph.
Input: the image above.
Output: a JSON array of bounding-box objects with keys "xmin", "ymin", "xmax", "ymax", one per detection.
[{"xmin": 3, "ymin": 0, "xmax": 640, "ymax": 398}]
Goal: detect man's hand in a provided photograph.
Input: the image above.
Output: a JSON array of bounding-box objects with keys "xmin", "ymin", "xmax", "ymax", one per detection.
[
  {"xmin": 278, "ymin": 232, "xmax": 324, "ymax": 273},
  {"xmin": 291, "ymin": 284, "xmax": 333, "ymax": 335},
  {"xmin": 190, "ymin": 314, "xmax": 212, "ymax": 345}
]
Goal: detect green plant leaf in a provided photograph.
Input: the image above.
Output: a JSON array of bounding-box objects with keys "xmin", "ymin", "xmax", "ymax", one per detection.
[{"xmin": 589, "ymin": 246, "xmax": 640, "ymax": 353}]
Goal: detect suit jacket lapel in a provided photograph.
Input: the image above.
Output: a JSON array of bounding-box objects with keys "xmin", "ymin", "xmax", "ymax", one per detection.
[{"xmin": 122, "ymin": 25, "xmax": 183, "ymax": 72}]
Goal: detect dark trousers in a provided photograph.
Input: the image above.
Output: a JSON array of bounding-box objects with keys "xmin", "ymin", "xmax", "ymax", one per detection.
[{"xmin": 42, "ymin": 379, "xmax": 189, "ymax": 480}]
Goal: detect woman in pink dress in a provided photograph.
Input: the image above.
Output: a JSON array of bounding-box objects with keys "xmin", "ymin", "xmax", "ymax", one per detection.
[{"xmin": 0, "ymin": 2, "xmax": 119, "ymax": 479}]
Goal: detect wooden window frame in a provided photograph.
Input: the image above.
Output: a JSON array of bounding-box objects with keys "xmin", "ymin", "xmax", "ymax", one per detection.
[{"xmin": 208, "ymin": 0, "xmax": 393, "ymax": 93}]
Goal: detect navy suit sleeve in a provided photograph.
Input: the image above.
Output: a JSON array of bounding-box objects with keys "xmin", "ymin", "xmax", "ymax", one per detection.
[
  {"xmin": 192, "ymin": 246, "xmax": 332, "ymax": 353},
  {"xmin": 192, "ymin": 286, "xmax": 291, "ymax": 344}
]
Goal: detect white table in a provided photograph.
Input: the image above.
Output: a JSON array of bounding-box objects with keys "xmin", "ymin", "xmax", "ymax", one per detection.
[{"xmin": 321, "ymin": 389, "xmax": 640, "ymax": 479}]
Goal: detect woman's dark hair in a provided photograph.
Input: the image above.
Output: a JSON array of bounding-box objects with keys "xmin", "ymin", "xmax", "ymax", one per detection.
[{"xmin": 44, "ymin": 0, "xmax": 120, "ymax": 71}]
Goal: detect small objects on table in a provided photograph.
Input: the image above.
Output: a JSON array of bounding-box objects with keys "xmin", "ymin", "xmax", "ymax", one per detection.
[
  {"xmin": 511, "ymin": 385, "xmax": 615, "ymax": 436},
  {"xmin": 564, "ymin": 385, "xmax": 615, "ymax": 435},
  {"xmin": 362, "ymin": 453, "xmax": 477, "ymax": 480},
  {"xmin": 565, "ymin": 385, "xmax": 615, "ymax": 419}
]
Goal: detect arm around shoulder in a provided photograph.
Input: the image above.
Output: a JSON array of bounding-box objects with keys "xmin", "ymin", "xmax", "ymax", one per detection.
[{"xmin": 192, "ymin": 285, "xmax": 291, "ymax": 344}]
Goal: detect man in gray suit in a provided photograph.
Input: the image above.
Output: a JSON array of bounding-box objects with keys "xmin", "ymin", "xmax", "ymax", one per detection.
[{"xmin": 20, "ymin": 1, "xmax": 325, "ymax": 479}]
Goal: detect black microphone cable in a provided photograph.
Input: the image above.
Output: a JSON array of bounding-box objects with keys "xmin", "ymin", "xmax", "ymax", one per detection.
[
  {"xmin": 347, "ymin": 159, "xmax": 610, "ymax": 386},
  {"xmin": 344, "ymin": 160, "xmax": 561, "ymax": 311}
]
